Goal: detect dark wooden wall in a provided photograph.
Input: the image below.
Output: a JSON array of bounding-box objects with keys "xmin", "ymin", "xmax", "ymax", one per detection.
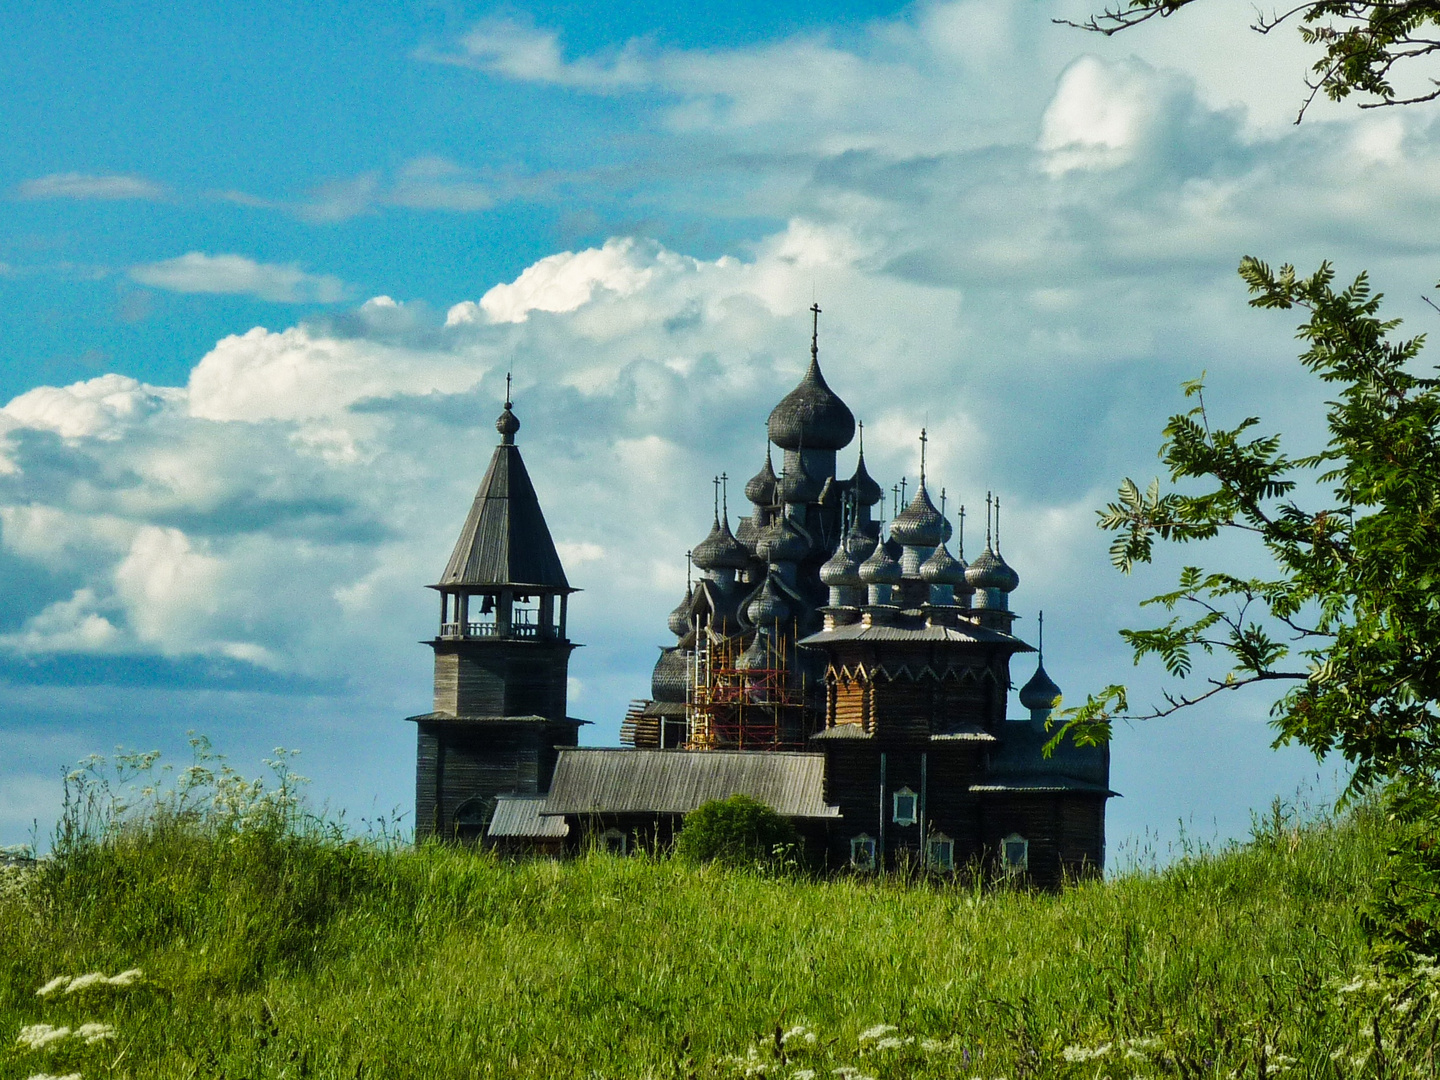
[
  {"xmin": 414, "ymin": 719, "xmax": 578, "ymax": 840},
  {"xmin": 432, "ymin": 639, "xmax": 573, "ymax": 719}
]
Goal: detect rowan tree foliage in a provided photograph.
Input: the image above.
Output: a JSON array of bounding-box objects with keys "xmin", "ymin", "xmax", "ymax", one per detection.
[
  {"xmin": 1061, "ymin": 0, "xmax": 1440, "ymax": 119},
  {"xmin": 1053, "ymin": 258, "xmax": 1440, "ymax": 952},
  {"xmin": 1056, "ymin": 258, "xmax": 1440, "ymax": 788}
]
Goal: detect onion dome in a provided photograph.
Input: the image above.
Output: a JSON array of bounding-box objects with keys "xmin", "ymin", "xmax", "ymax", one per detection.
[
  {"xmin": 667, "ymin": 586, "xmax": 693, "ymax": 638},
  {"xmin": 778, "ymin": 453, "xmax": 823, "ymax": 505},
  {"xmin": 651, "ymin": 647, "xmax": 690, "ymax": 701},
  {"xmin": 693, "ymin": 514, "xmax": 750, "ymax": 572},
  {"xmin": 889, "ymin": 480, "xmax": 950, "ymax": 549},
  {"xmin": 496, "ymin": 403, "xmax": 520, "ymax": 444},
  {"xmin": 965, "ymin": 546, "xmax": 1020, "ymax": 593},
  {"xmin": 755, "ymin": 514, "xmax": 809, "ymax": 564},
  {"xmin": 767, "ymin": 321, "xmax": 856, "ymax": 452},
  {"xmin": 848, "ymin": 422, "xmax": 884, "ymax": 507},
  {"xmin": 746, "ymin": 447, "xmax": 778, "ymax": 506},
  {"xmin": 820, "ymin": 537, "xmax": 863, "ymax": 588},
  {"xmin": 746, "ymin": 575, "xmax": 791, "ymax": 627},
  {"xmin": 736, "ymin": 631, "xmax": 771, "ymax": 671},
  {"xmin": 858, "ymin": 537, "xmax": 902, "ymax": 586},
  {"xmin": 919, "ymin": 543, "xmax": 966, "ymax": 586},
  {"xmin": 843, "ymin": 525, "xmax": 877, "ymax": 563},
  {"xmin": 1019, "ymin": 661, "xmax": 1063, "ymax": 712}
]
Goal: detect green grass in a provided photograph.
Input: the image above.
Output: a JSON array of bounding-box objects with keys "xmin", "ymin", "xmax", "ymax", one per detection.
[{"xmin": 5, "ymin": 792, "xmax": 1438, "ymax": 1079}]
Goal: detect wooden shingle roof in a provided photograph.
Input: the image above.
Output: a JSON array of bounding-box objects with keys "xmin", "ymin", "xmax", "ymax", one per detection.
[
  {"xmin": 437, "ymin": 441, "xmax": 570, "ymax": 590},
  {"xmin": 541, "ymin": 749, "xmax": 841, "ymax": 819}
]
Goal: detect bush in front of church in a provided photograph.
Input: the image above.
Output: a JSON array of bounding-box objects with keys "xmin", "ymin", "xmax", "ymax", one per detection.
[{"xmin": 674, "ymin": 795, "xmax": 800, "ymax": 869}]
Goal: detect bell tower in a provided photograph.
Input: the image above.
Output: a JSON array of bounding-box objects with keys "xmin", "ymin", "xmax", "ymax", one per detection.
[{"xmin": 408, "ymin": 390, "xmax": 583, "ymax": 841}]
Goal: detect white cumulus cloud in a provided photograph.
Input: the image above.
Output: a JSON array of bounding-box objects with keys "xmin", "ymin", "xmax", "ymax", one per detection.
[{"xmin": 130, "ymin": 253, "xmax": 350, "ymax": 304}]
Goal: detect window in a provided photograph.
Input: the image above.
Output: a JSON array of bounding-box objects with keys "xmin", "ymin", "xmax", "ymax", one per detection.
[
  {"xmin": 849, "ymin": 833, "xmax": 877, "ymax": 871},
  {"xmin": 453, "ymin": 797, "xmax": 492, "ymax": 842},
  {"xmin": 891, "ymin": 787, "xmax": 918, "ymax": 826},
  {"xmin": 1002, "ymin": 833, "xmax": 1029, "ymax": 873},
  {"xmin": 926, "ymin": 833, "xmax": 954, "ymax": 872},
  {"xmin": 600, "ymin": 828, "xmax": 628, "ymax": 856}
]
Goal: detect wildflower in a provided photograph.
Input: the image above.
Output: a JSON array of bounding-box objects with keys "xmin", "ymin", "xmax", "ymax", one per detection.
[
  {"xmin": 781, "ymin": 1025, "xmax": 817, "ymax": 1047},
  {"xmin": 16, "ymin": 1025, "xmax": 71, "ymax": 1051},
  {"xmin": 36, "ymin": 977, "xmax": 70, "ymax": 998},
  {"xmin": 23, "ymin": 1073, "xmax": 82, "ymax": 1080},
  {"xmin": 793, "ymin": 1072, "xmax": 816, "ymax": 1080},
  {"xmin": 74, "ymin": 1023, "xmax": 114, "ymax": 1045},
  {"xmin": 831, "ymin": 1069, "xmax": 875, "ymax": 1080},
  {"xmin": 872, "ymin": 1036, "xmax": 913, "ymax": 1051},
  {"xmin": 1060, "ymin": 1043, "xmax": 1111, "ymax": 1063},
  {"xmin": 55, "ymin": 969, "xmax": 142, "ymax": 995},
  {"xmin": 856, "ymin": 1024, "xmax": 897, "ymax": 1043}
]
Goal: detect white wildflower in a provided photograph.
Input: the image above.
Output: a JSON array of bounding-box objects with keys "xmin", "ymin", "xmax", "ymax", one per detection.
[
  {"xmin": 856, "ymin": 1024, "xmax": 897, "ymax": 1042},
  {"xmin": 36, "ymin": 977, "xmax": 70, "ymax": 998},
  {"xmin": 61, "ymin": 974, "xmax": 107, "ymax": 994},
  {"xmin": 24, "ymin": 1073, "xmax": 83, "ymax": 1080},
  {"xmin": 103, "ymin": 968, "xmax": 141, "ymax": 987},
  {"xmin": 872, "ymin": 1036, "xmax": 913, "ymax": 1051},
  {"xmin": 793, "ymin": 1072, "xmax": 816, "ymax": 1080},
  {"xmin": 16, "ymin": 1024, "xmax": 71, "ymax": 1050},
  {"xmin": 831, "ymin": 1069, "xmax": 875, "ymax": 1080},
  {"xmin": 75, "ymin": 1023, "xmax": 115, "ymax": 1045},
  {"xmin": 920, "ymin": 1038, "xmax": 946, "ymax": 1053},
  {"xmin": 782, "ymin": 1025, "xmax": 817, "ymax": 1047},
  {"xmin": 1060, "ymin": 1043, "xmax": 1111, "ymax": 1063}
]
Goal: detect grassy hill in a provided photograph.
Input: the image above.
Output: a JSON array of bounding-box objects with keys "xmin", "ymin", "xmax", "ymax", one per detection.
[{"xmin": 1, "ymin": 763, "xmax": 1435, "ymax": 1079}]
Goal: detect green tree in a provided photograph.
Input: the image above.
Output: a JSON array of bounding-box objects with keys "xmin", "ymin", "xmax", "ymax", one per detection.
[
  {"xmin": 1061, "ymin": 0, "xmax": 1440, "ymax": 119},
  {"xmin": 1053, "ymin": 258, "xmax": 1440, "ymax": 955},
  {"xmin": 674, "ymin": 794, "xmax": 800, "ymax": 869}
]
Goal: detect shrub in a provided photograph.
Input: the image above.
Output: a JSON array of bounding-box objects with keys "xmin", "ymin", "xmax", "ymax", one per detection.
[{"xmin": 674, "ymin": 795, "xmax": 799, "ymax": 868}]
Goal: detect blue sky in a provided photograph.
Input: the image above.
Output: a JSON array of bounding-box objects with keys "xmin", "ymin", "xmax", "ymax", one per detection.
[{"xmin": 4, "ymin": 0, "xmax": 1436, "ymax": 858}]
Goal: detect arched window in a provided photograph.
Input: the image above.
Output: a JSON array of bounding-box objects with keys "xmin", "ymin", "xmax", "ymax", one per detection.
[
  {"xmin": 926, "ymin": 832, "xmax": 954, "ymax": 872},
  {"xmin": 891, "ymin": 787, "xmax": 918, "ymax": 826},
  {"xmin": 453, "ymin": 797, "xmax": 492, "ymax": 842},
  {"xmin": 849, "ymin": 833, "xmax": 877, "ymax": 871},
  {"xmin": 600, "ymin": 827, "xmax": 628, "ymax": 856},
  {"xmin": 1002, "ymin": 833, "xmax": 1029, "ymax": 872}
]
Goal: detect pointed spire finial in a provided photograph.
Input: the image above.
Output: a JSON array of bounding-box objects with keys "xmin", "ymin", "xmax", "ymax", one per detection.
[
  {"xmin": 958, "ymin": 504, "xmax": 966, "ymax": 559},
  {"xmin": 857, "ymin": 419, "xmax": 865, "ymax": 459},
  {"xmin": 985, "ymin": 491, "xmax": 993, "ymax": 548},
  {"xmin": 505, "ymin": 370, "xmax": 512, "ymax": 407},
  {"xmin": 940, "ymin": 487, "xmax": 946, "ymax": 518},
  {"xmin": 720, "ymin": 472, "xmax": 730, "ymax": 522},
  {"xmin": 1038, "ymin": 610, "xmax": 1045, "ymax": 659},
  {"xmin": 712, "ymin": 475, "xmax": 721, "ymax": 523},
  {"xmin": 900, "ymin": 476, "xmax": 908, "ymax": 506},
  {"xmin": 810, "ymin": 302, "xmax": 821, "ymax": 365},
  {"xmin": 995, "ymin": 495, "xmax": 1002, "ymax": 554},
  {"xmin": 686, "ymin": 549, "xmax": 693, "ymax": 592},
  {"xmin": 919, "ymin": 428, "xmax": 928, "ymax": 484},
  {"xmin": 892, "ymin": 482, "xmax": 900, "ymax": 519}
]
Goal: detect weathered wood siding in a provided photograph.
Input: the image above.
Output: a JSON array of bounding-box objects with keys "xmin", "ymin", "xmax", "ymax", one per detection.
[
  {"xmin": 432, "ymin": 640, "xmax": 573, "ymax": 718},
  {"xmin": 414, "ymin": 719, "xmax": 578, "ymax": 840}
]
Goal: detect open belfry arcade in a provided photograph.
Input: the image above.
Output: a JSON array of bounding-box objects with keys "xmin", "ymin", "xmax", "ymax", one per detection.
[{"xmin": 407, "ymin": 311, "xmax": 1113, "ymax": 885}]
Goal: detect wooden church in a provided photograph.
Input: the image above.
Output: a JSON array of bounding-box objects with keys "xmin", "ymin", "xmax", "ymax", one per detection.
[{"xmin": 407, "ymin": 312, "xmax": 1113, "ymax": 886}]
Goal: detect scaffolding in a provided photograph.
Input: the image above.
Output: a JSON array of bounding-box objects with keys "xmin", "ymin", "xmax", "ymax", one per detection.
[{"xmin": 686, "ymin": 630, "xmax": 810, "ymax": 750}]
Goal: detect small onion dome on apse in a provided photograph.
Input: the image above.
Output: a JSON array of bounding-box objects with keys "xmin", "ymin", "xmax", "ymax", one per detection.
[
  {"xmin": 746, "ymin": 575, "xmax": 792, "ymax": 628},
  {"xmin": 858, "ymin": 535, "xmax": 903, "ymax": 586},
  {"xmin": 920, "ymin": 542, "xmax": 966, "ymax": 587},
  {"xmin": 745, "ymin": 445, "xmax": 778, "ymax": 506},
  {"xmin": 1018, "ymin": 660, "xmax": 1063, "ymax": 714},
  {"xmin": 667, "ymin": 585, "xmax": 694, "ymax": 638},
  {"xmin": 767, "ymin": 303, "xmax": 856, "ymax": 452},
  {"xmin": 756, "ymin": 514, "xmax": 810, "ymax": 564},
  {"xmin": 849, "ymin": 422, "xmax": 884, "ymax": 507},
  {"xmin": 1019, "ymin": 612, "xmax": 1062, "ymax": 713},
  {"xmin": 820, "ymin": 534, "xmax": 864, "ymax": 588}
]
